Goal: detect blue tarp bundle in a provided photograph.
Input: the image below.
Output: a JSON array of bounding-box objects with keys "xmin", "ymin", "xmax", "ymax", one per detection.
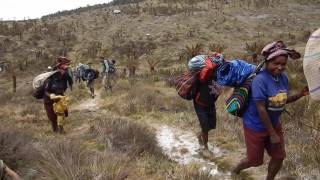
[{"xmin": 216, "ymin": 59, "xmax": 256, "ymax": 87}]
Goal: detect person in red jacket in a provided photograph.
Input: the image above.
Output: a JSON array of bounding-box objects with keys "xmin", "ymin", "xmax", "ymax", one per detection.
[{"xmin": 194, "ymin": 54, "xmax": 223, "ymax": 150}]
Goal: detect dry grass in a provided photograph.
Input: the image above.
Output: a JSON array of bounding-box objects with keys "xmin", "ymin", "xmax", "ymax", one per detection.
[
  {"xmin": 0, "ymin": 128, "xmax": 39, "ymax": 179},
  {"xmin": 90, "ymin": 115, "xmax": 162, "ymax": 156},
  {"xmin": 35, "ymin": 140, "xmax": 132, "ymax": 180},
  {"xmin": 103, "ymin": 79, "xmax": 191, "ymax": 116},
  {"xmin": 0, "ymin": 0, "xmax": 319, "ymax": 179},
  {"xmin": 281, "ymin": 98, "xmax": 320, "ymax": 178},
  {"xmin": 35, "ymin": 140, "xmax": 89, "ymax": 180},
  {"xmin": 168, "ymin": 164, "xmax": 212, "ymax": 180}
]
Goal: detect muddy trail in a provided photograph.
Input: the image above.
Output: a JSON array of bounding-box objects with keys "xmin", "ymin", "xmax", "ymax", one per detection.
[
  {"xmin": 68, "ymin": 88, "xmax": 296, "ymax": 180},
  {"xmin": 69, "ymin": 88, "xmax": 234, "ymax": 179},
  {"xmin": 155, "ymin": 124, "xmax": 230, "ymax": 179}
]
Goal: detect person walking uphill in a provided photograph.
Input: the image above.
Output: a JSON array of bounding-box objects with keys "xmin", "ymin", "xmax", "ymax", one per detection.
[
  {"xmin": 43, "ymin": 56, "xmax": 73, "ymax": 133},
  {"xmin": 84, "ymin": 68, "xmax": 99, "ymax": 98},
  {"xmin": 232, "ymin": 41, "xmax": 309, "ymax": 180},
  {"xmin": 193, "ymin": 53, "xmax": 223, "ymax": 150},
  {"xmin": 99, "ymin": 56, "xmax": 116, "ymax": 93}
]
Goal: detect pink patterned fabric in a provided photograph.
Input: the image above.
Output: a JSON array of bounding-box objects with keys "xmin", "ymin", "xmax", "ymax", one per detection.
[
  {"xmin": 261, "ymin": 41, "xmax": 301, "ymax": 61},
  {"xmin": 55, "ymin": 56, "xmax": 71, "ymax": 75}
]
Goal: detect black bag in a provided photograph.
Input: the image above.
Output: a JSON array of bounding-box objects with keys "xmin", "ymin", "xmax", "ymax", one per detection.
[{"xmin": 33, "ymin": 86, "xmax": 45, "ymax": 99}]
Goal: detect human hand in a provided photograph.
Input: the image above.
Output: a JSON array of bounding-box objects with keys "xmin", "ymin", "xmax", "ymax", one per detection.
[
  {"xmin": 270, "ymin": 132, "xmax": 281, "ymax": 145},
  {"xmin": 300, "ymin": 86, "xmax": 309, "ymax": 97}
]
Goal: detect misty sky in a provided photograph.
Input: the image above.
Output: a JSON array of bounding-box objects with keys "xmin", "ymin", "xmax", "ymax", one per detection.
[{"xmin": 0, "ymin": 0, "xmax": 112, "ymax": 20}]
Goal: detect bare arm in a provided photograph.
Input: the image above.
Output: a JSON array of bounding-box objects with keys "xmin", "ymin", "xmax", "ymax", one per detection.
[
  {"xmin": 287, "ymin": 86, "xmax": 309, "ymax": 104},
  {"xmin": 286, "ymin": 93, "xmax": 303, "ymax": 104},
  {"xmin": 5, "ymin": 166, "xmax": 21, "ymax": 180},
  {"xmin": 256, "ymin": 100, "xmax": 280, "ymax": 144},
  {"xmin": 256, "ymin": 100, "xmax": 276, "ymax": 134}
]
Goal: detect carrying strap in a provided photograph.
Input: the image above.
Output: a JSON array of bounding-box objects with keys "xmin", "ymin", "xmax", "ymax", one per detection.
[{"xmin": 248, "ymin": 59, "xmax": 266, "ymax": 79}]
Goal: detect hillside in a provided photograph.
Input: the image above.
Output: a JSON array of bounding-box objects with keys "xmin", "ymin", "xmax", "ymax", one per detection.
[{"xmin": 0, "ymin": 0, "xmax": 320, "ymax": 179}]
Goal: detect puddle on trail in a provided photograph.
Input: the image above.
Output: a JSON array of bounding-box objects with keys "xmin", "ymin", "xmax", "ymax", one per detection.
[{"xmin": 156, "ymin": 125, "xmax": 231, "ymax": 179}]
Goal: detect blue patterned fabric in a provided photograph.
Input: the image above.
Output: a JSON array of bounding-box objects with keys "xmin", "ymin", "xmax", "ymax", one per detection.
[{"xmin": 216, "ymin": 59, "xmax": 256, "ymax": 87}]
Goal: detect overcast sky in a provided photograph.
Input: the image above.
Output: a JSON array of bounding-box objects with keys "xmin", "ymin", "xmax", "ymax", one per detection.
[{"xmin": 0, "ymin": 0, "xmax": 112, "ymax": 20}]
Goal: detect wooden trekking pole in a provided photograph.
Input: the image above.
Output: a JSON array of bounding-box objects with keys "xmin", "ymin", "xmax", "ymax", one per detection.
[{"xmin": 12, "ymin": 75, "xmax": 16, "ymax": 93}]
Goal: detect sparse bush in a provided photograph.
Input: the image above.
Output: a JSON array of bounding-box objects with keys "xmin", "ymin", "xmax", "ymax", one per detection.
[
  {"xmin": 208, "ymin": 43, "xmax": 227, "ymax": 53},
  {"xmin": 244, "ymin": 41, "xmax": 266, "ymax": 63},
  {"xmin": 36, "ymin": 140, "xmax": 89, "ymax": 180},
  {"xmin": 91, "ymin": 116, "xmax": 162, "ymax": 156},
  {"xmin": 180, "ymin": 43, "xmax": 204, "ymax": 65}
]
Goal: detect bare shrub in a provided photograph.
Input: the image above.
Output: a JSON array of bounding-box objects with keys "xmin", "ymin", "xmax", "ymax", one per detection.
[
  {"xmin": 208, "ymin": 43, "xmax": 227, "ymax": 53},
  {"xmin": 115, "ymin": 40, "xmax": 157, "ymax": 77},
  {"xmin": 180, "ymin": 43, "xmax": 204, "ymax": 65},
  {"xmin": 244, "ymin": 41, "xmax": 266, "ymax": 63}
]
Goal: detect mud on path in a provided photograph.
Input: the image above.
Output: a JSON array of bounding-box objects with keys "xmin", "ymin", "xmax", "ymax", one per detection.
[
  {"xmin": 71, "ymin": 89, "xmax": 233, "ymax": 178},
  {"xmin": 68, "ymin": 88, "xmax": 295, "ymax": 180},
  {"xmin": 155, "ymin": 124, "xmax": 231, "ymax": 179}
]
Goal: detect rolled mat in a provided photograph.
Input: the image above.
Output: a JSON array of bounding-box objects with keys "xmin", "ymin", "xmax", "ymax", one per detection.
[
  {"xmin": 226, "ymin": 77, "xmax": 253, "ymax": 117},
  {"xmin": 303, "ymin": 28, "xmax": 320, "ymax": 101}
]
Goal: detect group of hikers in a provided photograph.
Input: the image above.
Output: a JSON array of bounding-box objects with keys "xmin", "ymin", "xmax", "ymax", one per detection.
[
  {"xmin": 186, "ymin": 40, "xmax": 309, "ymax": 180},
  {"xmin": 29, "ymin": 40, "xmax": 309, "ymax": 180},
  {"xmin": 38, "ymin": 56, "xmax": 116, "ymax": 134},
  {"xmin": 74, "ymin": 56, "xmax": 116, "ymax": 98}
]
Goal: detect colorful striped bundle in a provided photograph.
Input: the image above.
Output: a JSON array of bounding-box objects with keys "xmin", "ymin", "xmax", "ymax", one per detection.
[{"xmin": 226, "ymin": 77, "xmax": 253, "ymax": 117}]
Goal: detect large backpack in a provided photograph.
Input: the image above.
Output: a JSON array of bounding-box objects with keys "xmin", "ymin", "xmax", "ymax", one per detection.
[
  {"xmin": 32, "ymin": 70, "xmax": 58, "ymax": 99},
  {"xmin": 174, "ymin": 70, "xmax": 199, "ymax": 100},
  {"xmin": 103, "ymin": 60, "xmax": 116, "ymax": 74},
  {"xmin": 84, "ymin": 69, "xmax": 99, "ymax": 81},
  {"xmin": 174, "ymin": 55, "xmax": 209, "ymax": 100},
  {"xmin": 175, "ymin": 54, "xmax": 225, "ymax": 101}
]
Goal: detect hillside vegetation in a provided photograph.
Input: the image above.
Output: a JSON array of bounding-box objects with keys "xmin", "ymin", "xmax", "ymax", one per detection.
[{"xmin": 0, "ymin": 0, "xmax": 319, "ymax": 179}]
